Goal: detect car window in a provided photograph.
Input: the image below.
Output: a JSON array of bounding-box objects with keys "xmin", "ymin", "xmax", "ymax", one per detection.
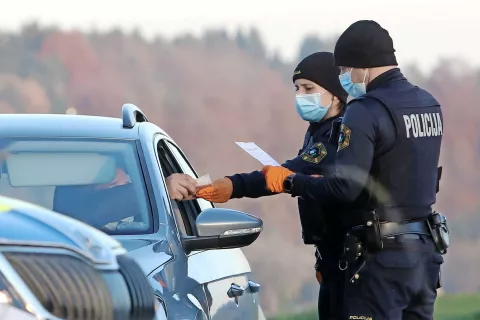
[
  {"xmin": 156, "ymin": 139, "xmax": 212, "ymax": 237},
  {"xmin": 156, "ymin": 140, "xmax": 196, "ymax": 236},
  {"xmin": 163, "ymin": 141, "xmax": 213, "ymax": 211},
  {"xmin": 0, "ymin": 138, "xmax": 154, "ymax": 235}
]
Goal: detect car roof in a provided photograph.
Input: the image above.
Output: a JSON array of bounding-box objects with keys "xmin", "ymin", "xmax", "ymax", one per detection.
[{"xmin": 0, "ymin": 114, "xmax": 141, "ymax": 139}]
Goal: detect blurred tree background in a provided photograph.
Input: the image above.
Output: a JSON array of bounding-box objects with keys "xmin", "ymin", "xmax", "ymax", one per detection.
[{"xmin": 1, "ymin": 22, "xmax": 479, "ymax": 316}]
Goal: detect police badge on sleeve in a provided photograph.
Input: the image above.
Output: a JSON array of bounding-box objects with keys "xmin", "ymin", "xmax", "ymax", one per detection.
[
  {"xmin": 338, "ymin": 124, "xmax": 351, "ymax": 151},
  {"xmin": 301, "ymin": 142, "xmax": 327, "ymax": 164}
]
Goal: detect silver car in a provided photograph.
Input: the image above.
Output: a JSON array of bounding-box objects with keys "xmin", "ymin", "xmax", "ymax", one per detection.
[
  {"xmin": 0, "ymin": 104, "xmax": 266, "ymax": 320},
  {"xmin": 0, "ymin": 195, "xmax": 159, "ymax": 320}
]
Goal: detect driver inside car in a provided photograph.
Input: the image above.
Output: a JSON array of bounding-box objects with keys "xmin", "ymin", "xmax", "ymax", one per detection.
[
  {"xmin": 53, "ymin": 166, "xmax": 141, "ymax": 230},
  {"xmin": 53, "ymin": 166, "xmax": 198, "ymax": 230},
  {"xmin": 91, "ymin": 170, "xmax": 198, "ymax": 225},
  {"xmin": 95, "ymin": 168, "xmax": 198, "ymax": 201}
]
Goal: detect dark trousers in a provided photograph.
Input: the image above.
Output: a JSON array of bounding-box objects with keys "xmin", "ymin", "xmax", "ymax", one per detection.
[
  {"xmin": 339, "ymin": 236, "xmax": 443, "ymax": 320},
  {"xmin": 318, "ymin": 274, "xmax": 346, "ymax": 320},
  {"xmin": 316, "ymin": 246, "xmax": 346, "ymax": 320}
]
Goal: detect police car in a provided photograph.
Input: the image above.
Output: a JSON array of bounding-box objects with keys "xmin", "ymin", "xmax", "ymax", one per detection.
[
  {"xmin": 0, "ymin": 195, "xmax": 159, "ymax": 320},
  {"xmin": 0, "ymin": 104, "xmax": 266, "ymax": 319}
]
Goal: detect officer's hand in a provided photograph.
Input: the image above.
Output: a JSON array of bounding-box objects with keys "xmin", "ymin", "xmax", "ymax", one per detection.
[
  {"xmin": 311, "ymin": 174, "xmax": 323, "ymax": 178},
  {"xmin": 166, "ymin": 173, "xmax": 198, "ymax": 201},
  {"xmin": 195, "ymin": 177, "xmax": 233, "ymax": 203},
  {"xmin": 262, "ymin": 165, "xmax": 295, "ymax": 193},
  {"xmin": 316, "ymin": 271, "xmax": 323, "ymax": 284}
]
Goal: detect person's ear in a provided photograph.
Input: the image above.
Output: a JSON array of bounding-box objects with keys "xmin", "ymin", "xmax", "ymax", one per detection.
[{"xmin": 332, "ymin": 95, "xmax": 340, "ymax": 108}]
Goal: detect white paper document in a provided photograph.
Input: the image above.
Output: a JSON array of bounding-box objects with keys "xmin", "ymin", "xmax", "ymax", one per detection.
[
  {"xmin": 196, "ymin": 174, "xmax": 212, "ymax": 188},
  {"xmin": 235, "ymin": 142, "xmax": 280, "ymax": 166}
]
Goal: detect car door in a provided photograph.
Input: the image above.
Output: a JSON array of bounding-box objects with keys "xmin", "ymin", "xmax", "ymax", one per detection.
[{"xmin": 156, "ymin": 137, "xmax": 265, "ymax": 320}]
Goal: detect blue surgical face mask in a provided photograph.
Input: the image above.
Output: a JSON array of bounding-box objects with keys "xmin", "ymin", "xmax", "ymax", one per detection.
[
  {"xmin": 339, "ymin": 68, "xmax": 368, "ymax": 98},
  {"xmin": 295, "ymin": 93, "xmax": 331, "ymax": 122}
]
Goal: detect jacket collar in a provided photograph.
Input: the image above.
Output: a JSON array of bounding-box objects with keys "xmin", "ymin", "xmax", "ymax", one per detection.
[{"xmin": 367, "ymin": 68, "xmax": 405, "ymax": 92}]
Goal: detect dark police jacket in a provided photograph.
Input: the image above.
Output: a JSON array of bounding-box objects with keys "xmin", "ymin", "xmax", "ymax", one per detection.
[
  {"xmin": 227, "ymin": 115, "xmax": 344, "ymax": 245},
  {"xmin": 360, "ymin": 70, "xmax": 443, "ymax": 222},
  {"xmin": 289, "ymin": 69, "xmax": 443, "ymax": 226}
]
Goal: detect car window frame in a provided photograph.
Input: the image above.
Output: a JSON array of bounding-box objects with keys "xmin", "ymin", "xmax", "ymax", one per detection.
[
  {"xmin": 155, "ymin": 138, "xmax": 200, "ymax": 237},
  {"xmin": 134, "ymin": 140, "xmax": 160, "ymax": 233},
  {"xmin": 162, "ymin": 141, "xmax": 215, "ymax": 212}
]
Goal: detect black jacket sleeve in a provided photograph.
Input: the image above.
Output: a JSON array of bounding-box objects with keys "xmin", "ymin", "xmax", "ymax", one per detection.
[
  {"xmin": 228, "ymin": 143, "xmax": 336, "ymax": 199},
  {"xmin": 227, "ymin": 170, "xmax": 272, "ymax": 199},
  {"xmin": 289, "ymin": 100, "xmax": 378, "ymax": 203}
]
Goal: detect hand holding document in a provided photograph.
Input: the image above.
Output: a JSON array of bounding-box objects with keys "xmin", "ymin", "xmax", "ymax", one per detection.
[
  {"xmin": 196, "ymin": 174, "xmax": 212, "ymax": 190},
  {"xmin": 234, "ymin": 142, "xmax": 280, "ymax": 166}
]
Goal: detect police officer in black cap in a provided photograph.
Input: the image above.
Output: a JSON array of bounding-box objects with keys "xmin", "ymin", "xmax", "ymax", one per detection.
[
  {"xmin": 262, "ymin": 20, "xmax": 448, "ymax": 319},
  {"xmin": 196, "ymin": 52, "xmax": 350, "ymax": 319}
]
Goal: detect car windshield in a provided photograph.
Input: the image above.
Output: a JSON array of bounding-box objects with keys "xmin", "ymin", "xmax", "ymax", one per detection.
[{"xmin": 0, "ymin": 138, "xmax": 154, "ymax": 235}]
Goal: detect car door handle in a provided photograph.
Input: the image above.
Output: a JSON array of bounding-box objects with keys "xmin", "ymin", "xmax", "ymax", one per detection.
[
  {"xmin": 227, "ymin": 283, "xmax": 244, "ymax": 298},
  {"xmin": 246, "ymin": 280, "xmax": 260, "ymax": 294}
]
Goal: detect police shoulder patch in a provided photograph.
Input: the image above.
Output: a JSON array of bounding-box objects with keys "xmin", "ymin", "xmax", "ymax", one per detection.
[
  {"xmin": 301, "ymin": 142, "xmax": 327, "ymax": 164},
  {"xmin": 337, "ymin": 124, "xmax": 351, "ymax": 151}
]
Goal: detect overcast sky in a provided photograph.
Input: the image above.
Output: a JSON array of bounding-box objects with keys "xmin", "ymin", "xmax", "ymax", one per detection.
[{"xmin": 2, "ymin": 0, "xmax": 477, "ymax": 73}]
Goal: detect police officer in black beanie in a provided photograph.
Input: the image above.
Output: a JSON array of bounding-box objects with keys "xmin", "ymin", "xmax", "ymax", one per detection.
[
  {"xmin": 261, "ymin": 20, "xmax": 447, "ymax": 319},
  {"xmin": 195, "ymin": 52, "xmax": 351, "ymax": 319}
]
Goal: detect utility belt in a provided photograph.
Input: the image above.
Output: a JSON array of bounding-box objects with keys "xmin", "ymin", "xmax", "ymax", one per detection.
[{"xmin": 339, "ymin": 210, "xmax": 450, "ymax": 271}]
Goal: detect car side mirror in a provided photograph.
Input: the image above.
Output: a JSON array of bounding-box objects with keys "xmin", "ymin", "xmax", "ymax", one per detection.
[{"xmin": 181, "ymin": 208, "xmax": 263, "ymax": 255}]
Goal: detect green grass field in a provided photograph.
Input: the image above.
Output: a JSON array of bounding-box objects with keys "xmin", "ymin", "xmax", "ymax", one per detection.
[{"xmin": 269, "ymin": 294, "xmax": 480, "ymax": 320}]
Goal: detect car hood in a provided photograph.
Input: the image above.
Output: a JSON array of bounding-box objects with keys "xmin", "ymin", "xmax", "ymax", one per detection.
[
  {"xmin": 117, "ymin": 238, "xmax": 173, "ymax": 276},
  {"xmin": 0, "ymin": 196, "xmax": 125, "ymax": 265}
]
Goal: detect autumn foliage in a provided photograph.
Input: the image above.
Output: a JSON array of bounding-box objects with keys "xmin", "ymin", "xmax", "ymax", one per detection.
[{"xmin": 1, "ymin": 23, "xmax": 479, "ymax": 315}]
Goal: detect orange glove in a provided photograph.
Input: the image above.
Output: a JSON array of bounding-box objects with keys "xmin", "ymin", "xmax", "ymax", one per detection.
[
  {"xmin": 195, "ymin": 177, "xmax": 233, "ymax": 203},
  {"xmin": 316, "ymin": 271, "xmax": 323, "ymax": 284},
  {"xmin": 262, "ymin": 165, "xmax": 295, "ymax": 193}
]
